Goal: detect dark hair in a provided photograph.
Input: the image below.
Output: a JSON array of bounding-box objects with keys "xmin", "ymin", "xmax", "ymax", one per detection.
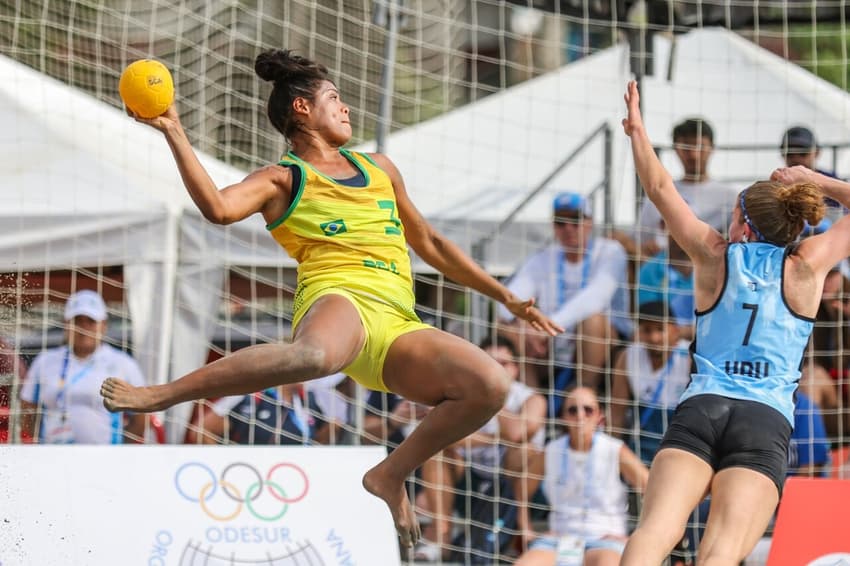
[
  {"xmin": 254, "ymin": 49, "xmax": 332, "ymax": 142},
  {"xmin": 478, "ymin": 335, "xmax": 519, "ymax": 359},
  {"xmin": 739, "ymin": 180, "xmax": 825, "ymax": 246},
  {"xmin": 672, "ymin": 118, "xmax": 714, "ymax": 145},
  {"xmin": 637, "ymin": 300, "xmax": 672, "ymax": 324}
]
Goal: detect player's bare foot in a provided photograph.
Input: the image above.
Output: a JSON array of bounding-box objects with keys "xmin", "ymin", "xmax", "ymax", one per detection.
[
  {"xmin": 362, "ymin": 465, "xmax": 420, "ymax": 548},
  {"xmin": 100, "ymin": 378, "xmax": 163, "ymax": 413}
]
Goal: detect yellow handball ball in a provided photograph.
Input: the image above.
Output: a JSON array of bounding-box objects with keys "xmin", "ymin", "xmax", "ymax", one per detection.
[{"xmin": 118, "ymin": 59, "xmax": 174, "ymax": 118}]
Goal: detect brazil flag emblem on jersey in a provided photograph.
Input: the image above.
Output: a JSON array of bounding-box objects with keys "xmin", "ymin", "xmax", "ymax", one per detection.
[{"xmin": 320, "ymin": 219, "xmax": 347, "ymax": 236}]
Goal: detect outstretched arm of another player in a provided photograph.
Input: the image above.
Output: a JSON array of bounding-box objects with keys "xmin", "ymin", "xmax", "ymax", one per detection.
[
  {"xmin": 771, "ymin": 165, "xmax": 850, "ymax": 274},
  {"xmin": 622, "ymin": 81, "xmax": 720, "ymax": 262},
  {"xmin": 370, "ymin": 153, "xmax": 563, "ymax": 337},
  {"xmin": 127, "ymin": 105, "xmax": 290, "ymax": 225}
]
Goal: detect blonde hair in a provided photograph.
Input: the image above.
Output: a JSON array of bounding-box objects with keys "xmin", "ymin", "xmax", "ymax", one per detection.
[{"xmin": 739, "ymin": 180, "xmax": 825, "ymax": 246}]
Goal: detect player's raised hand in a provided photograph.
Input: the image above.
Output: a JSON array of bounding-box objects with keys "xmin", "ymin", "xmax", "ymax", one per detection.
[
  {"xmin": 622, "ymin": 80, "xmax": 643, "ymax": 137},
  {"xmin": 503, "ymin": 296, "xmax": 564, "ymax": 336},
  {"xmin": 125, "ymin": 104, "xmax": 181, "ymax": 133}
]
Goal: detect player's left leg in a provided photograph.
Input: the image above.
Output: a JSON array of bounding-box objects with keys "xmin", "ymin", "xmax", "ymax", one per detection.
[
  {"xmin": 619, "ymin": 448, "xmax": 714, "ymax": 566},
  {"xmin": 696, "ymin": 468, "xmax": 779, "ymax": 566},
  {"xmin": 362, "ymin": 328, "xmax": 510, "ymax": 548}
]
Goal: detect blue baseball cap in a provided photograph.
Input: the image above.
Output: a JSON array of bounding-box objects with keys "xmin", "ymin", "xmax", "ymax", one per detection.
[{"xmin": 553, "ymin": 192, "xmax": 593, "ymax": 218}]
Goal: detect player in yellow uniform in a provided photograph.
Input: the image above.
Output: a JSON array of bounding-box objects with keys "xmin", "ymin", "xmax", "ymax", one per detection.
[{"xmin": 100, "ymin": 49, "xmax": 562, "ymax": 547}]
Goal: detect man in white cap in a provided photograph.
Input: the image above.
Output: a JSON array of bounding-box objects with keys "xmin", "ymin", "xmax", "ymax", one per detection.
[{"xmin": 19, "ymin": 290, "xmax": 146, "ymax": 443}]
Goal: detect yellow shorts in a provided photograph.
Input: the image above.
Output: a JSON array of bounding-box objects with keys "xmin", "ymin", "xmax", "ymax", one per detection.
[{"xmin": 291, "ymin": 286, "xmax": 432, "ymax": 391}]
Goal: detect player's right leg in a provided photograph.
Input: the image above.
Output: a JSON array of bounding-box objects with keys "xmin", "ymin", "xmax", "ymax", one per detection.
[
  {"xmin": 619, "ymin": 448, "xmax": 714, "ymax": 566},
  {"xmin": 361, "ymin": 328, "xmax": 510, "ymax": 548},
  {"xmin": 100, "ymin": 294, "xmax": 364, "ymax": 413}
]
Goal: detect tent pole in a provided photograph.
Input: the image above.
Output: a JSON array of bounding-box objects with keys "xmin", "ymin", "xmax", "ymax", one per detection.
[{"xmin": 156, "ymin": 211, "xmax": 179, "ymax": 388}]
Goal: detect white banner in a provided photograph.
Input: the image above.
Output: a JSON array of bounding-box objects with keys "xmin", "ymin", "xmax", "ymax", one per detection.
[{"xmin": 0, "ymin": 445, "xmax": 401, "ymax": 566}]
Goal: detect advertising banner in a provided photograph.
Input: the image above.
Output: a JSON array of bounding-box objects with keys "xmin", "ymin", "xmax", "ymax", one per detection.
[
  {"xmin": 0, "ymin": 445, "xmax": 401, "ymax": 566},
  {"xmin": 767, "ymin": 477, "xmax": 850, "ymax": 566}
]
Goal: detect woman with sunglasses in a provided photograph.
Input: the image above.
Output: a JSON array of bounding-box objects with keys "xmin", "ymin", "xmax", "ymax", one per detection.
[
  {"xmin": 515, "ymin": 386, "xmax": 648, "ymax": 566},
  {"xmin": 620, "ymin": 80, "xmax": 850, "ymax": 565}
]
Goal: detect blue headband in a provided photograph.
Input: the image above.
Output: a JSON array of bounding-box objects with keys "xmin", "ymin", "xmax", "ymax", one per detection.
[{"xmin": 739, "ymin": 190, "xmax": 767, "ymax": 243}]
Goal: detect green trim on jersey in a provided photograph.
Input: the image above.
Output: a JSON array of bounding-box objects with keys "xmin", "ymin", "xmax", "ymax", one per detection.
[
  {"xmin": 285, "ymin": 149, "xmax": 371, "ymax": 188},
  {"xmin": 266, "ymin": 159, "xmax": 306, "ymax": 231},
  {"xmin": 358, "ymin": 151, "xmax": 382, "ymax": 170}
]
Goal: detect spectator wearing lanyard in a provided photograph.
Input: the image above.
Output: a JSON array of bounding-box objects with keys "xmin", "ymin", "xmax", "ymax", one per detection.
[
  {"xmin": 500, "ymin": 192, "xmax": 630, "ymax": 417},
  {"xmin": 610, "ymin": 301, "xmax": 692, "ymax": 465},
  {"xmin": 198, "ymin": 383, "xmax": 328, "ymax": 445},
  {"xmin": 515, "ymin": 386, "xmax": 648, "ymax": 566},
  {"xmin": 18, "ymin": 290, "xmax": 146, "ymax": 443}
]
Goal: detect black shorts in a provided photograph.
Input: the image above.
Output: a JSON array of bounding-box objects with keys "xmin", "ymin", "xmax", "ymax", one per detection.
[{"xmin": 659, "ymin": 394, "xmax": 792, "ymax": 496}]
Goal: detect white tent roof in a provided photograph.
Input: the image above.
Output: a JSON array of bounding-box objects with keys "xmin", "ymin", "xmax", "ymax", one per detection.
[
  {"xmin": 369, "ymin": 27, "xmax": 850, "ymax": 233},
  {"xmin": 0, "ymin": 55, "xmax": 291, "ymax": 434}
]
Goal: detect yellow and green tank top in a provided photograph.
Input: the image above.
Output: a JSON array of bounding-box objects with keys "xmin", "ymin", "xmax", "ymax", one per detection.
[{"xmin": 267, "ymin": 149, "xmax": 417, "ymax": 319}]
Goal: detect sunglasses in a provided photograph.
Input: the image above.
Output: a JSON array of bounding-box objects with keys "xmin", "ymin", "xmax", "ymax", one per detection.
[
  {"xmin": 553, "ymin": 216, "xmax": 585, "ymax": 225},
  {"xmin": 565, "ymin": 404, "xmax": 597, "ymax": 417}
]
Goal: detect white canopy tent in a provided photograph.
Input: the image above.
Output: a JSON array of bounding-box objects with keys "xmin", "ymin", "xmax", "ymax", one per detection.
[
  {"xmin": 368, "ymin": 28, "xmax": 850, "ymax": 273},
  {"xmin": 0, "ymin": 55, "xmax": 295, "ymax": 440}
]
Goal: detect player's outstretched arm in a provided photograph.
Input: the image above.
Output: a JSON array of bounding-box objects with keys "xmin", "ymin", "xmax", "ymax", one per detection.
[
  {"xmin": 772, "ymin": 165, "xmax": 850, "ymax": 210},
  {"xmin": 772, "ymin": 165, "xmax": 850, "ymax": 275},
  {"xmin": 622, "ymin": 81, "xmax": 719, "ymax": 261},
  {"xmin": 370, "ymin": 153, "xmax": 563, "ymax": 337},
  {"xmin": 128, "ymin": 105, "xmax": 289, "ymax": 225}
]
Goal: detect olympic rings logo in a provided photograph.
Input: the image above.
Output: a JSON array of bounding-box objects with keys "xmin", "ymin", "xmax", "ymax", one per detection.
[{"xmin": 174, "ymin": 461, "xmax": 310, "ymax": 522}]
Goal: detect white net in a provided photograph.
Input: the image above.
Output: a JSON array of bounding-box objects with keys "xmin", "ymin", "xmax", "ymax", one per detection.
[{"xmin": 2, "ymin": 1, "xmax": 850, "ymax": 564}]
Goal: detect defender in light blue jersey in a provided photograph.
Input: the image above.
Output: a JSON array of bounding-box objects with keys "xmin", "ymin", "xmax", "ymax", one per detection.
[
  {"xmin": 685, "ymin": 242, "xmax": 814, "ymax": 425},
  {"xmin": 620, "ymin": 80, "xmax": 850, "ymax": 566}
]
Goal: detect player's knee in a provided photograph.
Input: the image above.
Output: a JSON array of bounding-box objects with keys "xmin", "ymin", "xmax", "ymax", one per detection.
[
  {"xmin": 478, "ymin": 365, "xmax": 510, "ymax": 412},
  {"xmin": 295, "ymin": 344, "xmax": 336, "ymax": 378},
  {"xmin": 638, "ymin": 522, "xmax": 686, "ymax": 552}
]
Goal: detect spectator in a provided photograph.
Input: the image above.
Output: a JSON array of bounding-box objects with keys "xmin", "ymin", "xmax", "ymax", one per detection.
[
  {"xmin": 18, "ymin": 290, "xmax": 145, "ymax": 443},
  {"xmin": 416, "ymin": 336, "xmax": 547, "ymax": 561},
  {"xmin": 500, "ymin": 192, "xmax": 630, "ymax": 414},
  {"xmin": 362, "ymin": 390, "xmax": 428, "ymax": 451},
  {"xmin": 305, "ymin": 372, "xmax": 356, "ymax": 444},
  {"xmin": 622, "ymin": 117, "xmax": 739, "ymax": 259},
  {"xmin": 804, "ymin": 268, "xmax": 848, "ymax": 437},
  {"xmin": 636, "ymin": 235, "xmax": 696, "ymax": 337},
  {"xmin": 198, "ymin": 383, "xmax": 334, "ymax": 445},
  {"xmin": 515, "ymin": 386, "xmax": 648, "ymax": 566},
  {"xmin": 0, "ymin": 337, "xmax": 27, "ymax": 443},
  {"xmin": 780, "ymin": 126, "xmax": 844, "ymax": 223},
  {"xmin": 609, "ymin": 301, "xmax": 691, "ymax": 465}
]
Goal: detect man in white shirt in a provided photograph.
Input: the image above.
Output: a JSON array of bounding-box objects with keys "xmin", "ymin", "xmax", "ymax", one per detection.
[
  {"xmin": 19, "ymin": 290, "xmax": 146, "ymax": 443},
  {"xmin": 620, "ymin": 117, "xmax": 739, "ymax": 260},
  {"xmin": 500, "ymin": 192, "xmax": 630, "ymax": 406}
]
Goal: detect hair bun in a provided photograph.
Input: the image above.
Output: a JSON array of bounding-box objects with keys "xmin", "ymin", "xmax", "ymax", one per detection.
[{"xmin": 255, "ymin": 49, "xmax": 292, "ymax": 83}]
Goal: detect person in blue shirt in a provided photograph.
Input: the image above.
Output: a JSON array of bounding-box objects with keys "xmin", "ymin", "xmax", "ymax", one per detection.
[
  {"xmin": 788, "ymin": 392, "xmax": 831, "ymax": 477},
  {"xmin": 619, "ymin": 80, "xmax": 850, "ymax": 566},
  {"xmin": 197, "ymin": 383, "xmax": 330, "ymax": 445},
  {"xmin": 637, "ymin": 235, "xmax": 696, "ymax": 337}
]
